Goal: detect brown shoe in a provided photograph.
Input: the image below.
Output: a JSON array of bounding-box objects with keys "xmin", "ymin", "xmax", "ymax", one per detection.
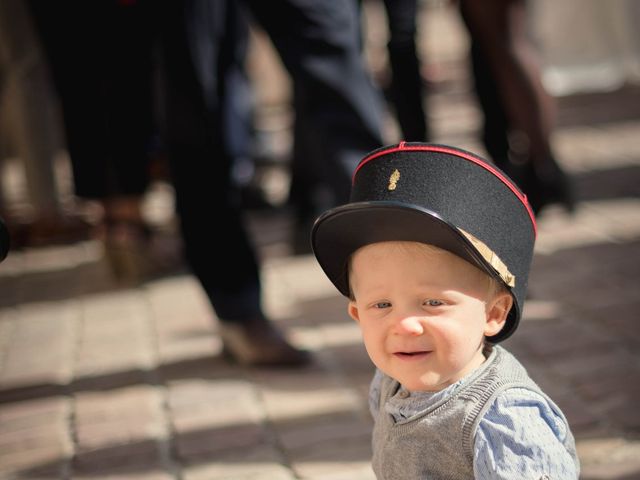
[{"xmin": 219, "ymin": 317, "xmax": 312, "ymax": 367}]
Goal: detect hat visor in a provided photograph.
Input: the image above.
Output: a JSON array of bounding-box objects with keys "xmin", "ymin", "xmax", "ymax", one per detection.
[{"xmin": 311, "ymin": 201, "xmax": 518, "ymax": 342}]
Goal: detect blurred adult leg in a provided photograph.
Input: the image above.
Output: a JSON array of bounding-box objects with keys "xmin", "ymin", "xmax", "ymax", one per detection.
[
  {"xmin": 29, "ymin": 0, "xmax": 159, "ymax": 279},
  {"xmin": 158, "ymin": 0, "xmax": 310, "ymax": 366},
  {"xmin": 247, "ymin": 0, "xmax": 384, "ymax": 208},
  {"xmin": 459, "ymin": 0, "xmax": 574, "ymax": 214},
  {"xmin": 29, "ymin": 0, "xmax": 154, "ymax": 202},
  {"xmin": 468, "ymin": 40, "xmax": 511, "ymax": 170},
  {"xmin": 383, "ymin": 0, "xmax": 428, "ymax": 142},
  {"xmin": 248, "ymin": 0, "xmax": 384, "ymax": 256}
]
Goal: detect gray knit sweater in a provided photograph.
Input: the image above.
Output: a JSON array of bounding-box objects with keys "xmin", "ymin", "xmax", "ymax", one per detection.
[{"xmin": 371, "ymin": 346, "xmax": 576, "ymax": 479}]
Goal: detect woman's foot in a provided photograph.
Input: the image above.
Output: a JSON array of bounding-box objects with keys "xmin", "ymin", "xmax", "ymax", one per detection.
[
  {"xmin": 525, "ymin": 160, "xmax": 576, "ymax": 216},
  {"xmin": 499, "ymin": 157, "xmax": 576, "ymax": 216}
]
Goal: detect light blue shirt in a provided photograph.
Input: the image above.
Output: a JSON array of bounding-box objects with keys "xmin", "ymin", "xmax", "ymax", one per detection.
[{"xmin": 369, "ymin": 369, "xmax": 579, "ymax": 479}]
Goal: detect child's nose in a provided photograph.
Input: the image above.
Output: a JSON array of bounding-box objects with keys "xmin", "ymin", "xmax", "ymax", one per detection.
[{"xmin": 396, "ymin": 315, "xmax": 424, "ymax": 336}]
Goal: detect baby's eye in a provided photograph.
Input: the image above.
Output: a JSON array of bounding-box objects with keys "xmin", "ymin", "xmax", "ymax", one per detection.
[
  {"xmin": 373, "ymin": 301, "xmax": 392, "ymax": 309},
  {"xmin": 423, "ymin": 299, "xmax": 444, "ymax": 307}
]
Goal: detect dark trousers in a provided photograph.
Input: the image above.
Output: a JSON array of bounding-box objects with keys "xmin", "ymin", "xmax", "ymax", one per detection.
[
  {"xmin": 159, "ymin": 0, "xmax": 383, "ymax": 321},
  {"xmin": 28, "ymin": 0, "xmax": 156, "ymax": 199},
  {"xmin": 383, "ymin": 0, "xmax": 427, "ymax": 142}
]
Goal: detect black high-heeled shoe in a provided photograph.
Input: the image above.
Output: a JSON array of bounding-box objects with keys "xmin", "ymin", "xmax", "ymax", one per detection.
[{"xmin": 525, "ymin": 161, "xmax": 576, "ymax": 216}]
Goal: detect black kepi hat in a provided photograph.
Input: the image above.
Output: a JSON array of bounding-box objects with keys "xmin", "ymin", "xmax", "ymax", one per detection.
[{"xmin": 311, "ymin": 142, "xmax": 537, "ymax": 343}]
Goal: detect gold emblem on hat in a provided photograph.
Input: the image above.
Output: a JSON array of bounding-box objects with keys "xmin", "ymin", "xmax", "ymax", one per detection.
[{"xmin": 388, "ymin": 169, "xmax": 400, "ymax": 191}]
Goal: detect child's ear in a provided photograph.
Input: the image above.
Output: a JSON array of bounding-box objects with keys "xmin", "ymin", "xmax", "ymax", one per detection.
[
  {"xmin": 348, "ymin": 301, "xmax": 360, "ymax": 323},
  {"xmin": 484, "ymin": 292, "xmax": 513, "ymax": 337}
]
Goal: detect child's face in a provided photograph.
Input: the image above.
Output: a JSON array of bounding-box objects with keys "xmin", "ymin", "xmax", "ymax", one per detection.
[{"xmin": 348, "ymin": 241, "xmax": 511, "ymax": 392}]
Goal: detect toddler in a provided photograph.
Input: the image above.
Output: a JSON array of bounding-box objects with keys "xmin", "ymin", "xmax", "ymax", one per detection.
[{"xmin": 311, "ymin": 143, "xmax": 579, "ymax": 479}]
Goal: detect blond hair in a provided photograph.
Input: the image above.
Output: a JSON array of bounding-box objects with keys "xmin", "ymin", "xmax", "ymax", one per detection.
[{"xmin": 347, "ymin": 241, "xmax": 507, "ymax": 300}]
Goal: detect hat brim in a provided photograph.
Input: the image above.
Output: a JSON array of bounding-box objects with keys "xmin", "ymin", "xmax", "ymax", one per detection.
[{"xmin": 311, "ymin": 201, "xmax": 519, "ymax": 342}]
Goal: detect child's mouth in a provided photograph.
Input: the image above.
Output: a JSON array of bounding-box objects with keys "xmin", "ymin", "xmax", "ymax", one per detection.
[{"xmin": 394, "ymin": 351, "xmax": 431, "ymax": 360}]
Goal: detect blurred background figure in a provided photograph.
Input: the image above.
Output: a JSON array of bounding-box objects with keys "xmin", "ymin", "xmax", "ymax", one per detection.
[
  {"xmin": 0, "ymin": 0, "xmax": 91, "ymax": 249},
  {"xmin": 459, "ymin": 0, "xmax": 575, "ymax": 215},
  {"xmin": 359, "ymin": 0, "xmax": 429, "ymax": 143},
  {"xmin": 157, "ymin": 0, "xmax": 383, "ymax": 366},
  {"xmin": 28, "ymin": 0, "xmax": 162, "ymax": 281},
  {"xmin": 0, "ymin": 215, "xmax": 9, "ymax": 262},
  {"xmin": 255, "ymin": 0, "xmax": 387, "ymax": 254}
]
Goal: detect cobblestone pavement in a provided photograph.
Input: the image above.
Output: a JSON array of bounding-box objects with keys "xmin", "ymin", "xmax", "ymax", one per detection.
[{"xmin": 2, "ymin": 3, "xmax": 640, "ymax": 480}]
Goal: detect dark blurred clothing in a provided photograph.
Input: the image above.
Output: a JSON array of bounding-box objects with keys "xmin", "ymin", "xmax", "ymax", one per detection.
[
  {"xmin": 158, "ymin": 0, "xmax": 383, "ymax": 320},
  {"xmin": 382, "ymin": 0, "xmax": 428, "ymax": 142},
  {"xmin": 459, "ymin": 0, "xmax": 574, "ymax": 214},
  {"xmin": 28, "ymin": 0, "xmax": 157, "ymax": 200}
]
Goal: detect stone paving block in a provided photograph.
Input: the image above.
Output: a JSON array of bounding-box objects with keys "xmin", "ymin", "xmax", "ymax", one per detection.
[
  {"xmin": 182, "ymin": 444, "xmax": 294, "ymax": 480},
  {"xmin": 319, "ymin": 323, "xmax": 375, "ymax": 382},
  {"xmin": 0, "ymin": 303, "xmax": 77, "ymax": 391},
  {"xmin": 432, "ymin": 101, "xmax": 482, "ymax": 142},
  {"xmin": 530, "ymin": 242, "xmax": 640, "ymax": 317},
  {"xmin": 167, "ymin": 378, "xmax": 263, "ymax": 429},
  {"xmin": 578, "ymin": 167, "xmax": 640, "ymax": 208},
  {"xmin": 550, "ymin": 390, "xmax": 603, "ymax": 437},
  {"xmin": 0, "ymin": 396, "xmax": 70, "ymax": 429},
  {"xmin": 553, "ymin": 126, "xmax": 634, "ymax": 173},
  {"xmin": 0, "ymin": 309, "xmax": 15, "ymax": 355},
  {"xmin": 587, "ymin": 199, "xmax": 640, "ymax": 239},
  {"xmin": 602, "ymin": 396, "xmax": 640, "ymax": 431},
  {"xmin": 6, "ymin": 242, "xmax": 108, "ymax": 306},
  {"xmin": 588, "ymin": 122, "xmax": 640, "ymax": 165},
  {"xmin": 73, "ymin": 471, "xmax": 175, "ymax": 480},
  {"xmin": 261, "ymin": 255, "xmax": 349, "ymax": 324},
  {"xmin": 184, "ymin": 463, "xmax": 295, "ymax": 480},
  {"xmin": 252, "ymin": 369, "xmax": 363, "ymax": 423},
  {"xmin": 0, "ymin": 265, "xmax": 22, "ymax": 309},
  {"xmin": 0, "ymin": 397, "xmax": 72, "ymax": 476},
  {"xmin": 576, "ymin": 200, "xmax": 640, "ymax": 241},
  {"xmin": 74, "ymin": 292, "xmax": 156, "ymax": 380},
  {"xmin": 73, "ymin": 386, "xmax": 168, "ymax": 473},
  {"xmin": 317, "ymin": 322, "xmax": 364, "ymax": 352},
  {"xmin": 263, "ymin": 256, "xmax": 337, "ymax": 303},
  {"xmin": 597, "ymin": 301, "xmax": 640, "ymax": 349},
  {"xmin": 276, "ymin": 413, "xmax": 372, "ymax": 454},
  {"xmin": 167, "ymin": 378, "xmax": 267, "ymax": 462},
  {"xmin": 280, "ymin": 296, "xmax": 353, "ymax": 352},
  {"xmin": 289, "ymin": 431, "xmax": 374, "ymax": 480},
  {"xmin": 75, "ymin": 386, "xmax": 166, "ymax": 439},
  {"xmin": 0, "ymin": 438, "xmax": 70, "ymax": 475},
  {"xmin": 1, "ymin": 448, "xmax": 68, "ymax": 479},
  {"xmin": 574, "ymin": 367, "xmax": 640, "ymax": 405},
  {"xmin": 581, "ymin": 464, "xmax": 640, "ymax": 480},
  {"xmin": 73, "ymin": 443, "xmax": 165, "ymax": 476},
  {"xmin": 534, "ymin": 205, "xmax": 616, "ymax": 254},
  {"xmin": 548, "ymin": 348, "xmax": 637, "ymax": 384},
  {"xmin": 295, "ymin": 464, "xmax": 376, "ymax": 480},
  {"xmin": 578, "ymin": 437, "xmax": 640, "ymax": 479},
  {"xmin": 515, "ymin": 318, "xmax": 608, "ymax": 361},
  {"xmin": 146, "ymin": 276, "xmax": 221, "ymax": 366},
  {"xmin": 508, "ymin": 357, "xmax": 571, "ymax": 399},
  {"xmin": 173, "ymin": 423, "xmax": 268, "ymax": 465}
]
